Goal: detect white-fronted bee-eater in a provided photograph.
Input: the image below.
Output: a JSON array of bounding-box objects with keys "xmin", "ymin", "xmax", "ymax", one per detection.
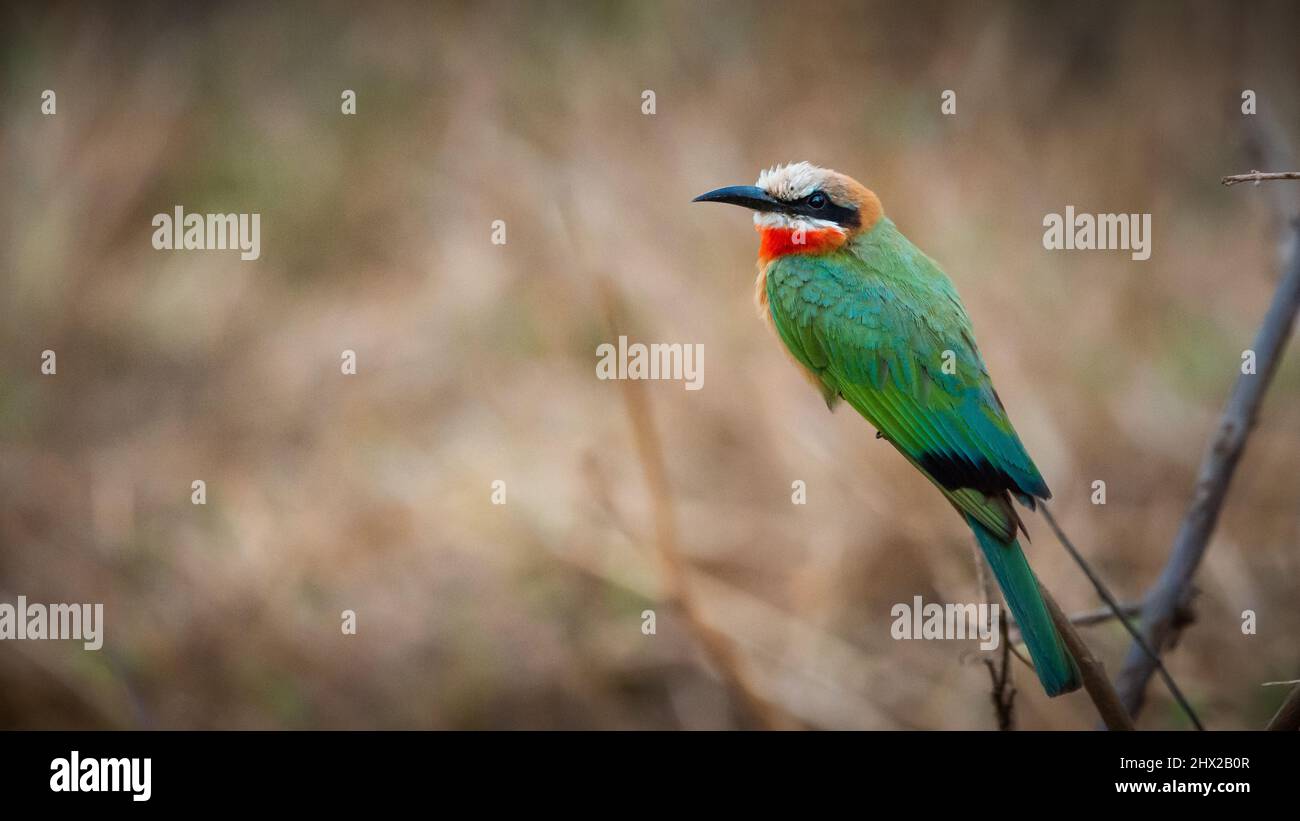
[{"xmin": 695, "ymin": 162, "xmax": 1080, "ymax": 696}]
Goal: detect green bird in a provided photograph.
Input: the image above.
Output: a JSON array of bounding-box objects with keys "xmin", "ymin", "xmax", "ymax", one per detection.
[{"xmin": 694, "ymin": 162, "xmax": 1080, "ymax": 696}]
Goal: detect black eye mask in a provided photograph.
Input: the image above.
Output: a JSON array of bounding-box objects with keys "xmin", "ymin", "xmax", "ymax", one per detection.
[{"xmin": 784, "ymin": 191, "xmax": 861, "ymax": 229}]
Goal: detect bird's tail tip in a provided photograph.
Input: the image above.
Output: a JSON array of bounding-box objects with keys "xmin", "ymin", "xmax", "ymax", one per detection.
[
  {"xmin": 1040, "ymin": 659, "xmax": 1083, "ymax": 698},
  {"xmin": 967, "ymin": 515, "xmax": 1081, "ymax": 698}
]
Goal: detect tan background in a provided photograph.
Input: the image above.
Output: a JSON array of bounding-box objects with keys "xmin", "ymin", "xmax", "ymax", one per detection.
[{"xmin": 1, "ymin": 1, "xmax": 1298, "ymax": 729}]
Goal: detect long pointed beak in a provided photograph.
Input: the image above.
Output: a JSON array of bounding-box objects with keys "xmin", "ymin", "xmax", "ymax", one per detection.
[{"xmin": 692, "ymin": 185, "xmax": 782, "ymax": 212}]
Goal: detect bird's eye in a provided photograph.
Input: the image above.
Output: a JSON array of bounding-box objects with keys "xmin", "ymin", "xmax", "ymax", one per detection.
[{"xmin": 807, "ymin": 192, "xmax": 828, "ymax": 209}]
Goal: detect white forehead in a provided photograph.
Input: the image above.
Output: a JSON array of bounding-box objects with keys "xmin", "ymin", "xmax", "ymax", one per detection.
[{"xmin": 755, "ymin": 161, "xmax": 827, "ymax": 200}]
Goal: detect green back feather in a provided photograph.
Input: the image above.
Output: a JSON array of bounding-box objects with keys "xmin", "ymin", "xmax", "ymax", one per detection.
[
  {"xmin": 764, "ymin": 217, "xmax": 1078, "ymax": 695},
  {"xmin": 765, "ymin": 218, "xmax": 1050, "ymax": 538}
]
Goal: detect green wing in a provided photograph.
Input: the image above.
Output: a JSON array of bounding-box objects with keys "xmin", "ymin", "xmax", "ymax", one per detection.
[{"xmin": 765, "ymin": 224, "xmax": 1049, "ymax": 541}]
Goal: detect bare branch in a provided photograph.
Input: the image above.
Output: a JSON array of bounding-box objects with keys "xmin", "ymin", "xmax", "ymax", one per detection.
[
  {"xmin": 1222, "ymin": 170, "xmax": 1300, "ymax": 187},
  {"xmin": 1115, "ymin": 124, "xmax": 1300, "ymax": 719},
  {"xmin": 973, "ymin": 543, "xmax": 1016, "ymax": 730},
  {"xmin": 1065, "ymin": 602, "xmax": 1142, "ymax": 628},
  {"xmin": 596, "ymin": 275, "xmax": 797, "ymax": 730},
  {"xmin": 1008, "ymin": 602, "xmax": 1141, "ymax": 642},
  {"xmin": 983, "ymin": 650, "xmax": 1016, "ymax": 731},
  {"xmin": 1040, "ymin": 505, "xmax": 1204, "ymax": 729},
  {"xmin": 1040, "ymin": 584, "xmax": 1134, "ymax": 730}
]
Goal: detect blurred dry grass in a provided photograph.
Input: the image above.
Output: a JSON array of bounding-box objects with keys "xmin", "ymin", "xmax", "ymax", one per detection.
[{"xmin": 1, "ymin": 0, "xmax": 1298, "ymax": 729}]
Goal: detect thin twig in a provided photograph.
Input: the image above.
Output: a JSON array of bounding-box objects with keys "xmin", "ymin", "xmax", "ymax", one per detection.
[
  {"xmin": 1062, "ymin": 602, "xmax": 1142, "ymax": 629},
  {"xmin": 1040, "ymin": 505, "xmax": 1204, "ymax": 730},
  {"xmin": 983, "ymin": 614, "xmax": 1016, "ymax": 730},
  {"xmin": 973, "ymin": 543, "xmax": 1016, "ymax": 729},
  {"xmin": 1039, "ymin": 585, "xmax": 1134, "ymax": 730},
  {"xmin": 1007, "ymin": 602, "xmax": 1141, "ymax": 643},
  {"xmin": 1265, "ymin": 683, "xmax": 1300, "ymax": 731},
  {"xmin": 596, "ymin": 275, "xmax": 795, "ymax": 730},
  {"xmin": 983, "ymin": 656, "xmax": 1015, "ymax": 730},
  {"xmin": 1221, "ymin": 170, "xmax": 1300, "ymax": 186},
  {"xmin": 1006, "ymin": 642, "xmax": 1032, "ymax": 671},
  {"xmin": 1115, "ymin": 128, "xmax": 1300, "ymax": 719}
]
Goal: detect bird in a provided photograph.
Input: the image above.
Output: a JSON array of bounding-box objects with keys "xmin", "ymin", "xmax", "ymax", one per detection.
[{"xmin": 694, "ymin": 162, "xmax": 1080, "ymax": 697}]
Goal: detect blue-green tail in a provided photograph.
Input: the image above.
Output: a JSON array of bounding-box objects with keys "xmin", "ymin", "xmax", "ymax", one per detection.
[{"xmin": 968, "ymin": 516, "xmax": 1081, "ymax": 697}]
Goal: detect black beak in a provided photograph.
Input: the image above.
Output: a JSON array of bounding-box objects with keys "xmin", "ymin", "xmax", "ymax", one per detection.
[{"xmin": 692, "ymin": 185, "xmax": 782, "ymax": 212}]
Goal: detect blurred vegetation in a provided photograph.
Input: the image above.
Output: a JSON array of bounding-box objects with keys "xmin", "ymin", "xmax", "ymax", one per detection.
[{"xmin": 1, "ymin": 0, "xmax": 1298, "ymax": 729}]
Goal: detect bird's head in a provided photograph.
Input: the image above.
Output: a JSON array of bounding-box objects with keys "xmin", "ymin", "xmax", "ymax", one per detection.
[{"xmin": 693, "ymin": 162, "xmax": 883, "ymax": 262}]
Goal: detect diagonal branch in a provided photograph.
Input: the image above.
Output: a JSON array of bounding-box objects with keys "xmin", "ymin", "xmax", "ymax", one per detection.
[
  {"xmin": 1039, "ymin": 505, "xmax": 1204, "ymax": 729},
  {"xmin": 596, "ymin": 275, "xmax": 797, "ymax": 730},
  {"xmin": 1114, "ymin": 126, "xmax": 1300, "ymax": 719},
  {"xmin": 1009, "ymin": 602, "xmax": 1141, "ymax": 638},
  {"xmin": 1040, "ymin": 585, "xmax": 1134, "ymax": 730}
]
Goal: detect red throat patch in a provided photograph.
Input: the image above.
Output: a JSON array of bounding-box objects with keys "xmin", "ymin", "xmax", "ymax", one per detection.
[{"xmin": 757, "ymin": 225, "xmax": 847, "ymax": 262}]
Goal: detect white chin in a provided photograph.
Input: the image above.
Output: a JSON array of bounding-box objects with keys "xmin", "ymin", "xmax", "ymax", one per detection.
[{"xmin": 753, "ymin": 211, "xmax": 841, "ymax": 232}]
